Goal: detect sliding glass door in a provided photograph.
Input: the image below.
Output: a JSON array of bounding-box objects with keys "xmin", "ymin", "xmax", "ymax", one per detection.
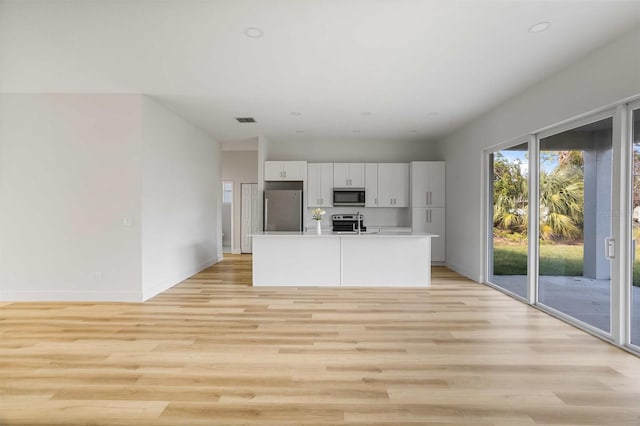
[
  {"xmin": 537, "ymin": 117, "xmax": 613, "ymax": 334},
  {"xmin": 486, "ymin": 103, "xmax": 640, "ymax": 350},
  {"xmin": 630, "ymin": 106, "xmax": 640, "ymax": 348},
  {"xmin": 488, "ymin": 142, "xmax": 529, "ymax": 299}
]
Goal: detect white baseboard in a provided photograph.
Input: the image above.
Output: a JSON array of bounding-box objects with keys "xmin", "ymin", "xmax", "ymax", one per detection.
[
  {"xmin": 0, "ymin": 290, "xmax": 142, "ymax": 303},
  {"xmin": 142, "ymin": 255, "xmax": 219, "ymax": 301},
  {"xmin": 231, "ymin": 248, "xmax": 241, "ymax": 254}
]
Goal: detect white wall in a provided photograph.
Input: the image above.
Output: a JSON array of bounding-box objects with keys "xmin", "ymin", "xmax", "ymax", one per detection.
[
  {"xmin": 0, "ymin": 94, "xmax": 143, "ymax": 301},
  {"xmin": 221, "ymin": 150, "xmax": 258, "ymax": 253},
  {"xmin": 436, "ymin": 28, "xmax": 640, "ymax": 282},
  {"xmin": 267, "ymin": 139, "xmax": 438, "ymax": 162},
  {"xmin": 140, "ymin": 97, "xmax": 221, "ymax": 300},
  {"xmin": 0, "ymin": 94, "xmax": 221, "ymax": 302}
]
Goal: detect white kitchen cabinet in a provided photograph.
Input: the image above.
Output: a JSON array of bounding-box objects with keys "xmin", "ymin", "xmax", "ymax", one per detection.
[
  {"xmin": 412, "ymin": 207, "xmax": 445, "ymax": 262},
  {"xmin": 377, "ymin": 163, "xmax": 409, "ymax": 207},
  {"xmin": 264, "ymin": 161, "xmax": 307, "ymax": 181},
  {"xmin": 411, "ymin": 161, "xmax": 445, "ymax": 207},
  {"xmin": 307, "ymin": 163, "xmax": 333, "ymax": 207},
  {"xmin": 365, "ymin": 163, "xmax": 378, "ymax": 207},
  {"xmin": 333, "ymin": 163, "xmax": 365, "ymax": 188}
]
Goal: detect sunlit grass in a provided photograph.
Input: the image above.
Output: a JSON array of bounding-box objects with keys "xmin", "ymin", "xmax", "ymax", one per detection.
[
  {"xmin": 493, "ymin": 241, "xmax": 640, "ymax": 286},
  {"xmin": 493, "ymin": 243, "xmax": 583, "ymax": 276}
]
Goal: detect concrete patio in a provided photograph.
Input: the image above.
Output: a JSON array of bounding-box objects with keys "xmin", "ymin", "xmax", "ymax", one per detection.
[{"xmin": 490, "ymin": 274, "xmax": 640, "ymax": 344}]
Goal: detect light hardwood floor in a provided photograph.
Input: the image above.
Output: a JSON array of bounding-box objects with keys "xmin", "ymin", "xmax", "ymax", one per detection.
[{"xmin": 1, "ymin": 254, "xmax": 639, "ymax": 425}]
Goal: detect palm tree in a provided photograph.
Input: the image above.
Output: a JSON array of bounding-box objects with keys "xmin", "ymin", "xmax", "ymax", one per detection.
[
  {"xmin": 539, "ymin": 161, "xmax": 584, "ymax": 240},
  {"xmin": 493, "ymin": 151, "xmax": 585, "ymax": 241},
  {"xmin": 493, "ymin": 153, "xmax": 528, "ymax": 234}
]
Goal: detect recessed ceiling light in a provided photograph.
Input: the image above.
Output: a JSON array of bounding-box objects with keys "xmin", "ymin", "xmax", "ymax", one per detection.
[
  {"xmin": 295, "ymin": 130, "xmax": 304, "ymax": 134},
  {"xmin": 427, "ymin": 111, "xmax": 439, "ymax": 117},
  {"xmin": 360, "ymin": 112, "xmax": 372, "ymax": 116},
  {"xmin": 244, "ymin": 27, "xmax": 264, "ymax": 38},
  {"xmin": 352, "ymin": 130, "xmax": 361, "ymax": 133},
  {"xmin": 528, "ymin": 21, "xmax": 550, "ymax": 33},
  {"xmin": 409, "ymin": 130, "xmax": 417, "ymax": 133},
  {"xmin": 290, "ymin": 111, "xmax": 301, "ymax": 116}
]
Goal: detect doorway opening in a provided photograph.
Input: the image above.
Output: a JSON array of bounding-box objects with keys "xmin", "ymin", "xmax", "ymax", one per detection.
[{"xmin": 222, "ymin": 181, "xmax": 233, "ymax": 254}]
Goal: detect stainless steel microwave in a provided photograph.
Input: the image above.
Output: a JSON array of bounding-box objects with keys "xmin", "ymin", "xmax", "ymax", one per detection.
[{"xmin": 333, "ymin": 188, "xmax": 366, "ymax": 206}]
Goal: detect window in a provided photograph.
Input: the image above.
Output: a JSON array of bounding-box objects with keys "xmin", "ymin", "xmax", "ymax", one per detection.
[
  {"xmin": 223, "ymin": 182, "xmax": 233, "ymax": 204},
  {"xmin": 488, "ymin": 142, "xmax": 529, "ymax": 299}
]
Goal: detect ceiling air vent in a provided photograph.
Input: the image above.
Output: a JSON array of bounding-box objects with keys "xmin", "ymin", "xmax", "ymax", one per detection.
[{"xmin": 235, "ymin": 117, "xmax": 256, "ymax": 123}]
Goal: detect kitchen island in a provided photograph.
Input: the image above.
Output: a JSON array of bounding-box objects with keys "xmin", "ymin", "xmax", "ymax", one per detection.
[{"xmin": 251, "ymin": 232, "xmax": 437, "ymax": 287}]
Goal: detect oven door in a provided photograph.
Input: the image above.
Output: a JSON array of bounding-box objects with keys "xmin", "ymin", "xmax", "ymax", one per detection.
[{"xmin": 333, "ymin": 189, "xmax": 365, "ymax": 206}]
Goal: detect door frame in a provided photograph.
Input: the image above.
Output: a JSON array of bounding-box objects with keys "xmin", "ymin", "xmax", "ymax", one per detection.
[
  {"xmin": 483, "ymin": 137, "xmax": 531, "ymax": 303},
  {"xmin": 625, "ymin": 99, "xmax": 640, "ymax": 352},
  {"xmin": 222, "ymin": 181, "xmax": 234, "ymax": 254}
]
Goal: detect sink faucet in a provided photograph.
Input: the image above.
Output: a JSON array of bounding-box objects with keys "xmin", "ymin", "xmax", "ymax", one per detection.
[{"xmin": 356, "ymin": 211, "xmax": 361, "ymax": 235}]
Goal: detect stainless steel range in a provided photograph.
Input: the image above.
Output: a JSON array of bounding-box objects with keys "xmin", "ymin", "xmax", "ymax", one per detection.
[{"xmin": 332, "ymin": 214, "xmax": 366, "ymax": 233}]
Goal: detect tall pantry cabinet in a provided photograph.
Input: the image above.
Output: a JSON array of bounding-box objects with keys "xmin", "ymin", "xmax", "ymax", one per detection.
[{"xmin": 411, "ymin": 162, "xmax": 445, "ymax": 262}]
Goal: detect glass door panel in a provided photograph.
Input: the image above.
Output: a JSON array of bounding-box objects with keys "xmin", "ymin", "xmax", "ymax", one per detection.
[
  {"xmin": 489, "ymin": 143, "xmax": 528, "ymax": 298},
  {"xmin": 631, "ymin": 107, "xmax": 640, "ymax": 347},
  {"xmin": 538, "ymin": 117, "xmax": 613, "ymax": 334}
]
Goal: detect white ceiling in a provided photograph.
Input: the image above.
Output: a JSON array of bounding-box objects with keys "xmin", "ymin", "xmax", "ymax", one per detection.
[{"xmin": 1, "ymin": 0, "xmax": 638, "ymax": 145}]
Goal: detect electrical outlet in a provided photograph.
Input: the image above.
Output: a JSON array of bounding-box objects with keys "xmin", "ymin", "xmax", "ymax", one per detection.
[
  {"xmin": 94, "ymin": 272, "xmax": 103, "ymax": 282},
  {"xmin": 122, "ymin": 216, "xmax": 134, "ymax": 227}
]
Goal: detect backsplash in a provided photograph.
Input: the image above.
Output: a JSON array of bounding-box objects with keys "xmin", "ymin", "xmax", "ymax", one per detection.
[{"xmin": 305, "ymin": 206, "xmax": 410, "ymax": 229}]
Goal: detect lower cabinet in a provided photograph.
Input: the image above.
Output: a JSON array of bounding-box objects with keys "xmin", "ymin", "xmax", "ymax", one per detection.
[{"xmin": 412, "ymin": 208, "xmax": 445, "ymax": 262}]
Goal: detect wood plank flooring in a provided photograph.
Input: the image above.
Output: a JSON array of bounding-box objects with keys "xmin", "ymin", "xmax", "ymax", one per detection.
[{"xmin": 1, "ymin": 254, "xmax": 639, "ymax": 425}]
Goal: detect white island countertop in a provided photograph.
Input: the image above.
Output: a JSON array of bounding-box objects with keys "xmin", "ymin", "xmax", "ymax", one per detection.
[
  {"xmin": 251, "ymin": 231, "xmax": 437, "ymax": 287},
  {"xmin": 252, "ymin": 231, "xmax": 438, "ymax": 238}
]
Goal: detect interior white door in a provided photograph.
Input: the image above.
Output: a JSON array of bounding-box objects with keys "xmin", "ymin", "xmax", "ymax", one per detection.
[{"xmin": 241, "ymin": 183, "xmax": 259, "ymax": 253}]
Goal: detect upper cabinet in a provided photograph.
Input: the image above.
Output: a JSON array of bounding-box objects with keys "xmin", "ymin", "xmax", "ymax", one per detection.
[
  {"xmin": 365, "ymin": 163, "xmax": 378, "ymax": 207},
  {"xmin": 333, "ymin": 163, "xmax": 365, "ymax": 188},
  {"xmin": 377, "ymin": 163, "xmax": 409, "ymax": 207},
  {"xmin": 307, "ymin": 163, "xmax": 333, "ymax": 207},
  {"xmin": 411, "ymin": 161, "xmax": 445, "ymax": 208},
  {"xmin": 264, "ymin": 161, "xmax": 307, "ymax": 181}
]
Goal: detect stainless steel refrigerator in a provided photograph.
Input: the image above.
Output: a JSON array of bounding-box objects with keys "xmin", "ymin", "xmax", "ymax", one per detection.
[{"xmin": 263, "ymin": 189, "xmax": 303, "ymax": 231}]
